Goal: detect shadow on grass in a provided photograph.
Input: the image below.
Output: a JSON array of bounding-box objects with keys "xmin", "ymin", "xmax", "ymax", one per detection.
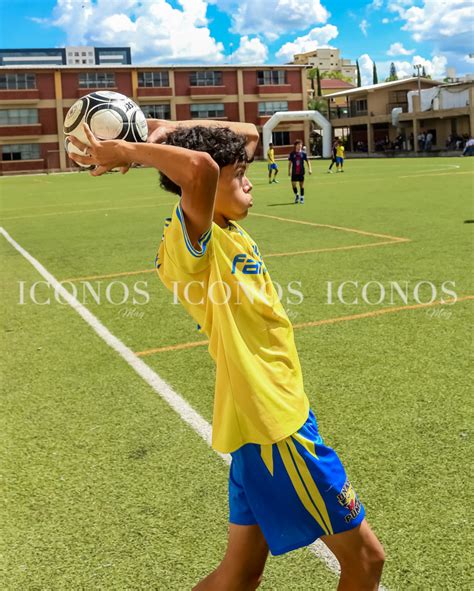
[{"xmin": 267, "ymin": 202, "xmax": 297, "ymax": 207}]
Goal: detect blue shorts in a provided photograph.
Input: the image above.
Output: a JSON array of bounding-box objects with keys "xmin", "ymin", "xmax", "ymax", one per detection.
[
  {"xmin": 229, "ymin": 410, "xmax": 365, "ymax": 555},
  {"xmin": 268, "ymin": 163, "xmax": 278, "ymax": 171},
  {"xmin": 336, "ymin": 156, "xmax": 344, "ymax": 165}
]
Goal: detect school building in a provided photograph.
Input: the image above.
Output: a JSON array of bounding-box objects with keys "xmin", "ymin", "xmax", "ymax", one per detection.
[
  {"xmin": 0, "ymin": 64, "xmax": 308, "ymax": 174},
  {"xmin": 324, "ymin": 77, "xmax": 474, "ymax": 154}
]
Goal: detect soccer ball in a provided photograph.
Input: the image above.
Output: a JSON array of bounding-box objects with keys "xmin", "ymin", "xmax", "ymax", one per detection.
[{"xmin": 64, "ymin": 91, "xmax": 148, "ymax": 166}]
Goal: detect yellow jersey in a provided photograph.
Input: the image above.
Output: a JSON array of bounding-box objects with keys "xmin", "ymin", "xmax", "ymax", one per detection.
[
  {"xmin": 156, "ymin": 202, "xmax": 309, "ymax": 453},
  {"xmin": 336, "ymin": 145, "xmax": 345, "ymax": 158},
  {"xmin": 267, "ymin": 147, "xmax": 275, "ymax": 163}
]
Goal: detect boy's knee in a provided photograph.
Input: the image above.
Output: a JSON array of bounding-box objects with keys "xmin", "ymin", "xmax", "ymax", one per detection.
[{"xmin": 340, "ymin": 537, "xmax": 385, "ymax": 578}]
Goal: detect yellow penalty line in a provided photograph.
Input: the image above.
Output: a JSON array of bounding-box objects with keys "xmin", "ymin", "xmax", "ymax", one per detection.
[
  {"xmin": 63, "ymin": 238, "xmax": 410, "ymax": 283},
  {"xmin": 1, "ymin": 201, "xmax": 177, "ymax": 221},
  {"xmin": 134, "ymin": 295, "xmax": 474, "ymax": 357},
  {"xmin": 249, "ymin": 212, "xmax": 408, "ymax": 242}
]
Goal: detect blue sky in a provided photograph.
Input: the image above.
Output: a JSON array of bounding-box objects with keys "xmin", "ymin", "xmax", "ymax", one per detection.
[{"xmin": 1, "ymin": 0, "xmax": 473, "ymax": 83}]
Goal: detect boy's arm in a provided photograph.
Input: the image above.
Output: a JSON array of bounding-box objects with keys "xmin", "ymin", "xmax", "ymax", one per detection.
[
  {"xmin": 68, "ymin": 123, "xmax": 219, "ymax": 247},
  {"xmin": 305, "ymin": 154, "xmax": 312, "ymax": 174},
  {"xmin": 288, "ymin": 156, "xmax": 292, "ymax": 176}
]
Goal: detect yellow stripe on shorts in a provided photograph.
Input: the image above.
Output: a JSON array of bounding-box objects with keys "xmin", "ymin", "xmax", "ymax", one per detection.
[{"xmin": 277, "ymin": 440, "xmax": 333, "ymax": 536}]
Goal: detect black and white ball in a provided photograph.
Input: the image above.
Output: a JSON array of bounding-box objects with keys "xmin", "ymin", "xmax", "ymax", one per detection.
[{"xmin": 64, "ymin": 91, "xmax": 148, "ymax": 166}]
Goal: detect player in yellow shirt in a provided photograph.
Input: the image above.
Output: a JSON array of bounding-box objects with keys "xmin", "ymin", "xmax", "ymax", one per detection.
[
  {"xmin": 267, "ymin": 141, "xmax": 279, "ymax": 183},
  {"xmin": 336, "ymin": 140, "xmax": 345, "ymax": 173},
  {"xmin": 68, "ymin": 121, "xmax": 384, "ymax": 591}
]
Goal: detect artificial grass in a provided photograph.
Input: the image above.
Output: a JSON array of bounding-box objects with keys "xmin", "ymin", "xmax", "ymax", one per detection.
[{"xmin": 1, "ymin": 157, "xmax": 473, "ymax": 589}]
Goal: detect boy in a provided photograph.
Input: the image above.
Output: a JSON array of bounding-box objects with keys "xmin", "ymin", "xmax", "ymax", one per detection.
[
  {"xmin": 288, "ymin": 139, "xmax": 312, "ymax": 204},
  {"xmin": 328, "ymin": 136, "xmax": 339, "ymax": 173},
  {"xmin": 68, "ymin": 120, "xmax": 385, "ymax": 591},
  {"xmin": 336, "ymin": 140, "xmax": 345, "ymax": 173},
  {"xmin": 267, "ymin": 142, "xmax": 279, "ymax": 183}
]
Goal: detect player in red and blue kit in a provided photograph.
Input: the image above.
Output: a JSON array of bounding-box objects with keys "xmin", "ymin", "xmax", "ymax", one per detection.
[{"xmin": 288, "ymin": 139, "xmax": 312, "ymax": 204}]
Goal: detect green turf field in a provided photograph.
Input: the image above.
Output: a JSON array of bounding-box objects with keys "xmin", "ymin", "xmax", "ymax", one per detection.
[{"xmin": 1, "ymin": 157, "xmax": 473, "ymax": 590}]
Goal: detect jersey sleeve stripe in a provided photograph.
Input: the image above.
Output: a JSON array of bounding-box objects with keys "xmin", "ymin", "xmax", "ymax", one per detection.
[{"xmin": 176, "ymin": 202, "xmax": 212, "ymax": 258}]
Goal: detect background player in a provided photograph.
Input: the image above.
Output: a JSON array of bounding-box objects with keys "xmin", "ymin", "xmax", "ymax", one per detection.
[
  {"xmin": 68, "ymin": 120, "xmax": 385, "ymax": 591},
  {"xmin": 288, "ymin": 139, "xmax": 312, "ymax": 204},
  {"xmin": 328, "ymin": 136, "xmax": 339, "ymax": 173},
  {"xmin": 267, "ymin": 142, "xmax": 279, "ymax": 183},
  {"xmin": 336, "ymin": 140, "xmax": 345, "ymax": 173}
]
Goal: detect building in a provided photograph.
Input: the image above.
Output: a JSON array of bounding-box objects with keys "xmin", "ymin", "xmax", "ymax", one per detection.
[
  {"xmin": 292, "ymin": 48, "xmax": 357, "ymax": 85},
  {"xmin": 0, "ymin": 47, "xmax": 132, "ymax": 67},
  {"xmin": 323, "ymin": 77, "xmax": 474, "ymax": 153},
  {"xmin": 0, "ymin": 64, "xmax": 308, "ymax": 174}
]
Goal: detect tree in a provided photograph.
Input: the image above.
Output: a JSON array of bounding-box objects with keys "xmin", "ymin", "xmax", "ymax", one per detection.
[
  {"xmin": 385, "ymin": 62, "xmax": 398, "ymax": 82},
  {"xmin": 422, "ymin": 65, "xmax": 427, "ymax": 77},
  {"xmin": 316, "ymin": 67, "xmax": 322, "ymax": 96},
  {"xmin": 356, "ymin": 60, "xmax": 361, "ymax": 87},
  {"xmin": 308, "ymin": 97, "xmax": 328, "ymax": 116},
  {"xmin": 372, "ymin": 61, "xmax": 378, "ymax": 84},
  {"xmin": 320, "ymin": 70, "xmax": 352, "ymax": 83}
]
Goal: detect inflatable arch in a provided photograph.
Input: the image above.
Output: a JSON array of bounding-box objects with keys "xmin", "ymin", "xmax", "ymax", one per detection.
[{"xmin": 262, "ymin": 110, "xmax": 332, "ymax": 159}]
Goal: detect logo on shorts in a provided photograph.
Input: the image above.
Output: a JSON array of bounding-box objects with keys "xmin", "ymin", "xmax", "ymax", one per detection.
[{"xmin": 337, "ymin": 480, "xmax": 362, "ymax": 523}]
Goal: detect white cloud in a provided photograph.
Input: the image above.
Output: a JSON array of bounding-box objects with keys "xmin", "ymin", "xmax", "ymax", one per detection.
[
  {"xmin": 368, "ymin": 0, "xmax": 383, "ymax": 9},
  {"xmin": 275, "ymin": 24, "xmax": 339, "ymax": 62},
  {"xmin": 389, "ymin": 0, "xmax": 474, "ymax": 48},
  {"xmin": 229, "ymin": 36, "xmax": 268, "ymax": 64},
  {"xmin": 359, "ymin": 19, "xmax": 370, "ymax": 36},
  {"xmin": 39, "ymin": 0, "xmax": 226, "ymax": 64},
  {"xmin": 382, "ymin": 17, "xmax": 390, "ymax": 24},
  {"xmin": 387, "ymin": 42, "xmax": 415, "ymax": 56},
  {"xmin": 377, "ymin": 55, "xmax": 448, "ymax": 79},
  {"xmin": 209, "ymin": 0, "xmax": 330, "ymax": 36},
  {"xmin": 357, "ymin": 54, "xmax": 374, "ymax": 86}
]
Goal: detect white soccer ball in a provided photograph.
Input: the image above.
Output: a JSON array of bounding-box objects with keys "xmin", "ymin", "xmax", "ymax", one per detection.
[{"xmin": 64, "ymin": 91, "xmax": 148, "ymax": 167}]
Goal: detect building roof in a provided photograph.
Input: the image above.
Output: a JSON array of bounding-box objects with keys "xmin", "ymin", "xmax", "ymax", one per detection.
[
  {"xmin": 320, "ymin": 79, "xmax": 354, "ymax": 89},
  {"xmin": 0, "ymin": 63, "xmax": 307, "ymax": 70},
  {"xmin": 324, "ymin": 76, "xmax": 441, "ymax": 98}
]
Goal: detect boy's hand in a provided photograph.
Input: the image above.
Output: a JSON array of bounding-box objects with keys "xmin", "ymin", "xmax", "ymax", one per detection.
[{"xmin": 67, "ymin": 123, "xmax": 130, "ymax": 176}]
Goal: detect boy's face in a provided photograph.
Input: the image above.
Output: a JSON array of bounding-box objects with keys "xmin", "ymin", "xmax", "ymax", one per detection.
[
  {"xmin": 214, "ymin": 161, "xmax": 253, "ymax": 221},
  {"xmin": 295, "ymin": 142, "xmax": 302, "ymax": 152}
]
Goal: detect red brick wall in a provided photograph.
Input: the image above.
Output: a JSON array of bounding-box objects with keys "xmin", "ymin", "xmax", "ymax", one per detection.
[{"xmin": 174, "ymin": 70, "xmax": 237, "ymax": 97}]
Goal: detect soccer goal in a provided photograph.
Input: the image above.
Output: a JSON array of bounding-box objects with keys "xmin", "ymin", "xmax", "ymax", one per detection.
[{"xmin": 262, "ymin": 110, "xmax": 332, "ymax": 158}]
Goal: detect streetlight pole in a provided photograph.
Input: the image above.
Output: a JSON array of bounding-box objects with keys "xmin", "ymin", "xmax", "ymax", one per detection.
[{"xmin": 414, "ymin": 63, "xmax": 422, "ymax": 113}]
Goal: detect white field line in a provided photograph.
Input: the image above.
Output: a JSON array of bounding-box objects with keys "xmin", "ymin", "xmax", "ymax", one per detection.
[{"xmin": 1, "ymin": 225, "xmax": 389, "ymax": 590}]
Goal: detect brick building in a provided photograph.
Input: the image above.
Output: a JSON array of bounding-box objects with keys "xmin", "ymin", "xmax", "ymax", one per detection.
[{"xmin": 0, "ymin": 64, "xmax": 308, "ymax": 174}]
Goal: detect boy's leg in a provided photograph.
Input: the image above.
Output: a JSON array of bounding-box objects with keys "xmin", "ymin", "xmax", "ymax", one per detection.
[
  {"xmin": 321, "ymin": 519, "xmax": 385, "ymax": 591},
  {"xmin": 299, "ymin": 181, "xmax": 305, "ymax": 203},
  {"xmin": 291, "ymin": 181, "xmax": 299, "ymax": 202},
  {"xmin": 193, "ymin": 523, "xmax": 269, "ymax": 591}
]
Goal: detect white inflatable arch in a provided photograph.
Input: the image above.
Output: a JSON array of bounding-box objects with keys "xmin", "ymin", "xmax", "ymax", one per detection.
[{"xmin": 262, "ymin": 110, "xmax": 332, "ymax": 158}]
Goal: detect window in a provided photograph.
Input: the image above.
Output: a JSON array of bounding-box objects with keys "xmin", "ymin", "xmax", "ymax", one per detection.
[
  {"xmin": 258, "ymin": 101, "xmax": 288, "ymax": 116},
  {"xmin": 2, "ymin": 143, "xmax": 41, "ymax": 160},
  {"xmin": 389, "ymin": 91, "xmax": 408, "ymax": 103},
  {"xmin": 272, "ymin": 131, "xmax": 290, "ymax": 146},
  {"xmin": 257, "ymin": 70, "xmax": 287, "ymax": 85},
  {"xmin": 78, "ymin": 72, "xmax": 115, "ymax": 88},
  {"xmin": 81, "ymin": 52, "xmax": 86, "ymax": 56},
  {"xmin": 190, "ymin": 103, "xmax": 225, "ymax": 118},
  {"xmin": 354, "ymin": 99, "xmax": 368, "ymax": 113},
  {"xmin": 82, "ymin": 59, "xmax": 87, "ymax": 64},
  {"xmin": 74, "ymin": 52, "xmax": 79, "ymax": 56},
  {"xmin": 0, "ymin": 73, "xmax": 36, "ymax": 90},
  {"xmin": 189, "ymin": 71, "xmax": 223, "ymax": 86},
  {"xmin": 137, "ymin": 71, "xmax": 170, "ymax": 88},
  {"xmin": 0, "ymin": 108, "xmax": 38, "ymax": 125},
  {"xmin": 141, "ymin": 104, "xmax": 171, "ymax": 119}
]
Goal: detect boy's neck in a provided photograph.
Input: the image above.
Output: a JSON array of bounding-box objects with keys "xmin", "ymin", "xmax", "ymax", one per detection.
[{"xmin": 213, "ymin": 211, "xmax": 229, "ymax": 229}]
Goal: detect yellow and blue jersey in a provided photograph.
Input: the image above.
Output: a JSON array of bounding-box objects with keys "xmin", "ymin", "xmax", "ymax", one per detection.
[
  {"xmin": 336, "ymin": 144, "xmax": 345, "ymax": 159},
  {"xmin": 156, "ymin": 202, "xmax": 309, "ymax": 454}
]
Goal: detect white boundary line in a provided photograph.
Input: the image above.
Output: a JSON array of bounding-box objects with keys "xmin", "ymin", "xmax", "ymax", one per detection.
[{"xmin": 1, "ymin": 225, "xmax": 389, "ymax": 589}]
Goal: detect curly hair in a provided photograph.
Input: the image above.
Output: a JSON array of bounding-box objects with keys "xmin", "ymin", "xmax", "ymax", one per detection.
[{"xmin": 158, "ymin": 125, "xmax": 248, "ymax": 195}]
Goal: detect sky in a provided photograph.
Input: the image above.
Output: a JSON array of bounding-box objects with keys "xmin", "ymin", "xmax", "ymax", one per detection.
[{"xmin": 1, "ymin": 0, "xmax": 473, "ymax": 84}]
